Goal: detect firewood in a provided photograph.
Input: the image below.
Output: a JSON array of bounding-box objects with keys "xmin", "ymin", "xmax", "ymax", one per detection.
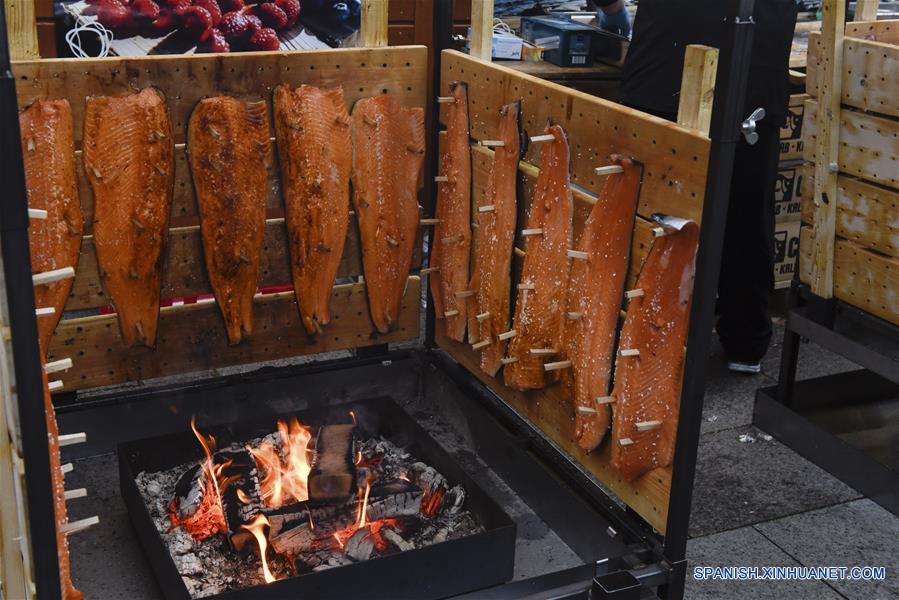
[
  {"xmin": 309, "ymin": 424, "xmax": 356, "ymax": 501},
  {"xmin": 345, "ymin": 528, "xmax": 375, "ymax": 562}
]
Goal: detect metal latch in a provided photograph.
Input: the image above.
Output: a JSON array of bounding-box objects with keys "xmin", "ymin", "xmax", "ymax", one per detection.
[{"xmin": 741, "ymin": 107, "xmax": 766, "ymax": 145}]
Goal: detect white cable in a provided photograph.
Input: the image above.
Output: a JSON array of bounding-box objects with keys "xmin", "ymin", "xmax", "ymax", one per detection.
[
  {"xmin": 492, "ymin": 18, "xmax": 516, "ymax": 37},
  {"xmin": 65, "ymin": 18, "xmax": 114, "ymax": 58}
]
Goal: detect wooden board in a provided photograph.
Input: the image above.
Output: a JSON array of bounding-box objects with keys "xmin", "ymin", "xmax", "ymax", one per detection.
[
  {"xmin": 799, "ymin": 165, "xmax": 899, "ymax": 259},
  {"xmin": 4, "ymin": 0, "xmax": 39, "ymax": 59},
  {"xmin": 803, "ymin": 99, "xmax": 899, "ymax": 190},
  {"xmin": 799, "ymin": 227, "xmax": 899, "ymax": 326},
  {"xmin": 441, "ymin": 50, "xmax": 712, "ymax": 224},
  {"xmin": 47, "ymin": 278, "xmax": 421, "ymax": 391}
]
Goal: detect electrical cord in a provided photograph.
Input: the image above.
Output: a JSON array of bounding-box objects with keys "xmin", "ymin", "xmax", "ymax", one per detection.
[{"xmin": 65, "ymin": 17, "xmax": 113, "ymax": 58}]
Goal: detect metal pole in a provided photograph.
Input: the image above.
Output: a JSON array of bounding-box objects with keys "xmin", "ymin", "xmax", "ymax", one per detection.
[
  {"xmin": 661, "ymin": 0, "xmax": 756, "ymax": 598},
  {"xmin": 0, "ymin": 3, "xmax": 63, "ymax": 598}
]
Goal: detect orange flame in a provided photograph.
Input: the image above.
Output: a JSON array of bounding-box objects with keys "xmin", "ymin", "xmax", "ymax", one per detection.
[
  {"xmin": 247, "ymin": 418, "xmax": 314, "ymax": 507},
  {"xmin": 169, "ymin": 417, "xmax": 228, "ymax": 539},
  {"xmin": 241, "ymin": 515, "xmax": 276, "ymax": 584}
]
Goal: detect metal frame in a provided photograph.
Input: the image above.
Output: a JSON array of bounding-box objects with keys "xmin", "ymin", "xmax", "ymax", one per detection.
[{"xmin": 0, "ymin": 0, "xmax": 756, "ymax": 597}]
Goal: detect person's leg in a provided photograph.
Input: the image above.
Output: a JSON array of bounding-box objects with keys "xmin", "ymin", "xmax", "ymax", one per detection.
[{"xmin": 716, "ymin": 121, "xmax": 778, "ymax": 368}]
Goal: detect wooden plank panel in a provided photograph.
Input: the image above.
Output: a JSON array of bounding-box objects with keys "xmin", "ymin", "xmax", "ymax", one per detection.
[
  {"xmin": 360, "ymin": 0, "xmax": 388, "ymax": 48},
  {"xmin": 36, "ymin": 20, "xmax": 56, "ymax": 58},
  {"xmin": 803, "ymin": 99, "xmax": 899, "ymax": 190},
  {"xmin": 845, "ymin": 20, "xmax": 899, "ymax": 45},
  {"xmin": 388, "ymin": 25, "xmax": 415, "ymax": 46},
  {"xmin": 47, "ymin": 278, "xmax": 421, "ymax": 391},
  {"xmin": 799, "ymin": 166, "xmax": 899, "ymax": 259},
  {"xmin": 799, "ymin": 227, "xmax": 899, "ymax": 325},
  {"xmin": 435, "ymin": 332, "xmax": 671, "ymax": 534},
  {"xmin": 442, "ymin": 51, "xmax": 711, "ymax": 223},
  {"xmin": 389, "ymin": 0, "xmax": 416, "ymax": 22},
  {"xmin": 676, "ymin": 44, "xmax": 719, "ymax": 135},
  {"xmin": 4, "ymin": 0, "xmax": 39, "ymax": 59}
]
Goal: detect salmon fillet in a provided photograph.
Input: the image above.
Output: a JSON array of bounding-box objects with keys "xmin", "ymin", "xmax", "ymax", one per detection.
[
  {"xmin": 189, "ymin": 97, "xmax": 271, "ymax": 345},
  {"xmin": 83, "ymin": 88, "xmax": 174, "ymax": 348},
  {"xmin": 274, "ymin": 84, "xmax": 351, "ymax": 336},
  {"xmin": 351, "ymin": 95, "xmax": 425, "ymax": 334},
  {"xmin": 562, "ymin": 157, "xmax": 641, "ymax": 452},
  {"xmin": 20, "ymin": 100, "xmax": 83, "ymax": 354},
  {"xmin": 41, "ymin": 356, "xmax": 83, "ymax": 599},
  {"xmin": 430, "ymin": 81, "xmax": 471, "ymax": 342},
  {"xmin": 610, "ymin": 217, "xmax": 699, "ymax": 481},
  {"xmin": 470, "ymin": 102, "xmax": 521, "ymax": 375},
  {"xmin": 504, "ymin": 123, "xmax": 572, "ymax": 391}
]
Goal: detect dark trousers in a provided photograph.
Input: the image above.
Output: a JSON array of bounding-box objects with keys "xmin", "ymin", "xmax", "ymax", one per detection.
[{"xmin": 624, "ymin": 105, "xmax": 776, "ymax": 363}]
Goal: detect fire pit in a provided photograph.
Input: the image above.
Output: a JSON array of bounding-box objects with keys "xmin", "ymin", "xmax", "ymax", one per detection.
[{"xmin": 119, "ymin": 397, "xmax": 516, "ymax": 599}]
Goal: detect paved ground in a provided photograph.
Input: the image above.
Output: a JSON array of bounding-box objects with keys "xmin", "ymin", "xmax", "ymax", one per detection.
[{"xmin": 686, "ymin": 322, "xmax": 899, "ymax": 600}]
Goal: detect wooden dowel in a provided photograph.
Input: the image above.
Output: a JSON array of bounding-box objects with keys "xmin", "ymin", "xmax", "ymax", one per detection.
[
  {"xmin": 48, "ymin": 380, "xmax": 63, "ymax": 391},
  {"xmin": 471, "ymin": 339, "xmax": 491, "ymax": 350},
  {"xmin": 514, "ymin": 247, "xmax": 526, "ymax": 258},
  {"xmin": 530, "ymin": 134, "xmax": 555, "ymax": 143},
  {"xmin": 61, "ymin": 516, "xmax": 99, "ymax": 535},
  {"xmin": 544, "ymin": 360, "xmax": 572, "ymax": 371},
  {"xmin": 517, "ymin": 283, "xmax": 535, "ymax": 291},
  {"xmin": 45, "ymin": 358, "xmax": 73, "ymax": 374},
  {"xmin": 32, "ymin": 266, "xmax": 75, "ymax": 286},
  {"xmin": 651, "ymin": 227, "xmax": 666, "ymax": 237},
  {"xmin": 442, "ymin": 235, "xmax": 464, "ymax": 244},
  {"xmin": 498, "ymin": 329, "xmax": 516, "ymax": 340},
  {"xmin": 618, "ymin": 438, "xmax": 635, "ymax": 447},
  {"xmin": 444, "ymin": 310, "xmax": 460, "ymax": 317},
  {"xmin": 620, "ymin": 349, "xmax": 640, "ymax": 357},
  {"xmin": 64, "ymin": 488, "xmax": 87, "ymax": 501},
  {"xmin": 500, "ymin": 357, "xmax": 518, "ymax": 365},
  {"xmin": 454, "ymin": 290, "xmax": 476, "ymax": 298},
  {"xmin": 420, "ymin": 218, "xmax": 441, "ymax": 225},
  {"xmin": 576, "ymin": 406, "xmax": 597, "ymax": 415},
  {"xmin": 420, "ymin": 266, "xmax": 440, "ymax": 274},
  {"xmin": 61, "ymin": 463, "xmax": 73, "ymax": 474},
  {"xmin": 595, "ymin": 396, "xmax": 617, "ymax": 405},
  {"xmin": 35, "ymin": 307, "xmax": 55, "ymax": 317},
  {"xmin": 28, "ymin": 208, "xmax": 48, "ymax": 219},
  {"xmin": 478, "ymin": 205, "xmax": 496, "ymax": 213},
  {"xmin": 594, "ymin": 165, "xmax": 625, "ymax": 176},
  {"xmin": 479, "ymin": 140, "xmax": 505, "ymax": 147},
  {"xmin": 565, "ymin": 312, "xmax": 584, "ymax": 320},
  {"xmin": 437, "ymin": 96, "xmax": 455, "ymax": 104},
  {"xmin": 529, "ymin": 348, "xmax": 557, "ymax": 356},
  {"xmin": 58, "ymin": 433, "xmax": 86, "ymax": 447},
  {"xmin": 521, "ymin": 228, "xmax": 543, "ymax": 236},
  {"xmin": 567, "ymin": 249, "xmax": 589, "ymax": 260},
  {"xmin": 434, "ymin": 175, "xmax": 449, "ymax": 182},
  {"xmin": 476, "ymin": 311, "xmax": 491, "ymax": 322},
  {"xmin": 625, "ymin": 289, "xmax": 645, "ymax": 299},
  {"xmin": 635, "ymin": 420, "xmax": 663, "ymax": 432}
]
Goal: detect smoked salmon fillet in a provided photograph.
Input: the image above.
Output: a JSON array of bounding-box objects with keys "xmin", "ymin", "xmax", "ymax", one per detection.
[
  {"xmin": 504, "ymin": 123, "xmax": 572, "ymax": 391},
  {"xmin": 274, "ymin": 84, "xmax": 351, "ymax": 336},
  {"xmin": 188, "ymin": 97, "xmax": 271, "ymax": 345},
  {"xmin": 470, "ymin": 102, "xmax": 522, "ymax": 375},
  {"xmin": 20, "ymin": 100, "xmax": 83, "ymax": 354},
  {"xmin": 562, "ymin": 156, "xmax": 640, "ymax": 452},
  {"xmin": 351, "ymin": 94, "xmax": 425, "ymax": 334},
  {"xmin": 83, "ymin": 88, "xmax": 174, "ymax": 348},
  {"xmin": 430, "ymin": 81, "xmax": 471, "ymax": 342},
  {"xmin": 41, "ymin": 356, "xmax": 83, "ymax": 600},
  {"xmin": 610, "ymin": 216, "xmax": 699, "ymax": 481}
]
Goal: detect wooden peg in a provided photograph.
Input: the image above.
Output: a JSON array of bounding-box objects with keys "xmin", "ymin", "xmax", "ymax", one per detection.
[
  {"xmin": 454, "ymin": 290, "xmax": 476, "ymax": 299},
  {"xmin": 478, "ymin": 205, "xmax": 496, "ymax": 213},
  {"xmin": 618, "ymin": 438, "xmax": 635, "ymax": 447},
  {"xmin": 565, "ymin": 312, "xmax": 584, "ymax": 320},
  {"xmin": 475, "ymin": 311, "xmax": 491, "ymax": 322},
  {"xmin": 59, "ymin": 432, "xmax": 86, "ymax": 446},
  {"xmin": 442, "ymin": 235, "xmax": 464, "ymax": 244},
  {"xmin": 530, "ymin": 134, "xmax": 555, "ymax": 143},
  {"xmin": 64, "ymin": 488, "xmax": 87, "ymax": 501},
  {"xmin": 35, "ymin": 307, "xmax": 56, "ymax": 317},
  {"xmin": 514, "ymin": 247, "xmax": 526, "ymax": 258},
  {"xmin": 529, "ymin": 348, "xmax": 557, "ymax": 356},
  {"xmin": 620, "ymin": 349, "xmax": 640, "ymax": 357},
  {"xmin": 625, "ymin": 289, "xmax": 644, "ymax": 299},
  {"xmin": 437, "ymin": 96, "xmax": 455, "ymax": 104},
  {"xmin": 434, "ymin": 175, "xmax": 449, "ymax": 182},
  {"xmin": 420, "ymin": 218, "xmax": 441, "ymax": 226},
  {"xmin": 61, "ymin": 516, "xmax": 99, "ymax": 535},
  {"xmin": 576, "ymin": 406, "xmax": 598, "ymax": 415},
  {"xmin": 444, "ymin": 310, "xmax": 460, "ymax": 317},
  {"xmin": 61, "ymin": 463, "xmax": 73, "ymax": 474},
  {"xmin": 471, "ymin": 339, "xmax": 491, "ymax": 350},
  {"xmin": 635, "ymin": 420, "xmax": 663, "ymax": 432},
  {"xmin": 45, "ymin": 358, "xmax": 73, "ymax": 374},
  {"xmin": 521, "ymin": 228, "xmax": 543, "ymax": 237},
  {"xmin": 48, "ymin": 380, "xmax": 64, "ymax": 392},
  {"xmin": 28, "ymin": 208, "xmax": 48, "ymax": 219},
  {"xmin": 500, "ymin": 357, "xmax": 519, "ymax": 365},
  {"xmin": 32, "ymin": 266, "xmax": 75, "ymax": 286},
  {"xmin": 594, "ymin": 165, "xmax": 625, "ymax": 176},
  {"xmin": 498, "ymin": 330, "xmax": 517, "ymax": 341},
  {"xmin": 385, "ymin": 235, "xmax": 400, "ymax": 247},
  {"xmin": 651, "ymin": 226, "xmax": 666, "ymax": 237},
  {"xmin": 420, "ymin": 266, "xmax": 440, "ymax": 275},
  {"xmin": 544, "ymin": 360, "xmax": 572, "ymax": 371},
  {"xmin": 517, "ymin": 283, "xmax": 535, "ymax": 291},
  {"xmin": 567, "ymin": 249, "xmax": 589, "ymax": 260},
  {"xmin": 595, "ymin": 396, "xmax": 617, "ymax": 405},
  {"xmin": 479, "ymin": 140, "xmax": 505, "ymax": 147}
]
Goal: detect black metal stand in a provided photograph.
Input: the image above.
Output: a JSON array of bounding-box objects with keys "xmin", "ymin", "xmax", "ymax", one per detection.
[{"xmin": 754, "ymin": 282, "xmax": 899, "ymax": 516}]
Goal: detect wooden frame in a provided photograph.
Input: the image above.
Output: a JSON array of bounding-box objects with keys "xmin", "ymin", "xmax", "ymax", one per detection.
[{"xmin": 434, "ymin": 48, "xmax": 715, "ymax": 534}]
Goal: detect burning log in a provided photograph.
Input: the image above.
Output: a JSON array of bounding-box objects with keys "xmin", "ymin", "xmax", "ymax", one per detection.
[
  {"xmin": 406, "ymin": 462, "xmax": 466, "ymax": 517},
  {"xmin": 381, "ymin": 526, "xmax": 414, "ymax": 552},
  {"xmin": 308, "ymin": 424, "xmax": 356, "ymax": 501},
  {"xmin": 344, "ymin": 528, "xmax": 375, "ymax": 562}
]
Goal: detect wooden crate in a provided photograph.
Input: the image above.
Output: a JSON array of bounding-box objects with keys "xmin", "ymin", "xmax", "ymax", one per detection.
[
  {"xmin": 12, "ymin": 46, "xmax": 430, "ymax": 391},
  {"xmin": 435, "ymin": 49, "xmax": 714, "ymax": 534},
  {"xmin": 799, "ymin": 17, "xmax": 899, "ymax": 325}
]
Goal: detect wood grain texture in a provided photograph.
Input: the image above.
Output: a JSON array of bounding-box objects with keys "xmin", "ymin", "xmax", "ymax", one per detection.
[
  {"xmin": 469, "ymin": 0, "xmax": 495, "ymax": 62},
  {"xmin": 4, "ymin": 0, "xmax": 39, "ymax": 59},
  {"xmin": 799, "ymin": 166, "xmax": 899, "ymax": 259},
  {"xmin": 854, "ymin": 0, "xmax": 880, "ymax": 21},
  {"xmin": 676, "ymin": 44, "xmax": 719, "ymax": 135},
  {"xmin": 799, "ymin": 227, "xmax": 899, "ymax": 325},
  {"xmin": 361, "ymin": 0, "xmax": 389, "ymax": 48},
  {"xmin": 442, "ymin": 51, "xmax": 711, "ymax": 223},
  {"xmin": 47, "ymin": 278, "xmax": 421, "ymax": 391}
]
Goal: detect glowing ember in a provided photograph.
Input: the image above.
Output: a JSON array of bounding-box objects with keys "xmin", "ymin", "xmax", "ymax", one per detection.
[
  {"xmin": 169, "ymin": 417, "xmax": 228, "ymax": 539},
  {"xmin": 247, "ymin": 418, "xmax": 314, "ymax": 508},
  {"xmin": 241, "ymin": 515, "xmax": 276, "ymax": 584}
]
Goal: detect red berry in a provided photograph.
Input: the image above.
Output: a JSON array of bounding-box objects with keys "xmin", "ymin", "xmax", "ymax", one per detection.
[
  {"xmin": 274, "ymin": 0, "xmax": 299, "ymax": 28},
  {"xmin": 248, "ymin": 26, "xmax": 279, "ymax": 51},
  {"xmin": 130, "ymin": 0, "xmax": 160, "ymax": 21},
  {"xmin": 217, "ymin": 0, "xmax": 244, "ymax": 11},
  {"xmin": 198, "ymin": 28, "xmax": 230, "ymax": 52},
  {"xmin": 250, "ymin": 3, "xmax": 287, "ymax": 30},
  {"xmin": 151, "ymin": 9, "xmax": 179, "ymax": 33},
  {"xmin": 84, "ymin": 0, "xmax": 129, "ymax": 30},
  {"xmin": 194, "ymin": 0, "xmax": 222, "ymax": 26},
  {"xmin": 244, "ymin": 13, "xmax": 262, "ymax": 32},
  {"xmin": 179, "ymin": 6, "xmax": 214, "ymax": 41},
  {"xmin": 218, "ymin": 10, "xmax": 251, "ymax": 40}
]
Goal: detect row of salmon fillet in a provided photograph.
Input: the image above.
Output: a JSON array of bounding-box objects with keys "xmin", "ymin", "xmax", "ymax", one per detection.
[
  {"xmin": 22, "ymin": 86, "xmax": 425, "ymax": 355},
  {"xmin": 430, "ymin": 81, "xmax": 700, "ymax": 482}
]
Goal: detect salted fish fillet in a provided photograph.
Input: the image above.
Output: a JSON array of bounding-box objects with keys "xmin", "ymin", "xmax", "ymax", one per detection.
[
  {"xmin": 470, "ymin": 102, "xmax": 521, "ymax": 376},
  {"xmin": 351, "ymin": 94, "xmax": 425, "ymax": 334},
  {"xmin": 41, "ymin": 356, "xmax": 83, "ymax": 599},
  {"xmin": 20, "ymin": 100, "xmax": 83, "ymax": 354},
  {"xmin": 610, "ymin": 218, "xmax": 699, "ymax": 481},
  {"xmin": 430, "ymin": 80, "xmax": 471, "ymax": 342},
  {"xmin": 274, "ymin": 84, "xmax": 351, "ymax": 336},
  {"xmin": 189, "ymin": 97, "xmax": 271, "ymax": 346},
  {"xmin": 562, "ymin": 156, "xmax": 640, "ymax": 452},
  {"xmin": 83, "ymin": 88, "xmax": 174, "ymax": 348},
  {"xmin": 504, "ymin": 123, "xmax": 572, "ymax": 391}
]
